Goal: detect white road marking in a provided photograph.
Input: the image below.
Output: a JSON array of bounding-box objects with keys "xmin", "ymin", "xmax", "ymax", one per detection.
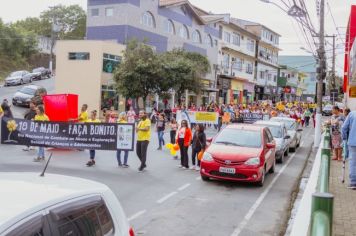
[
  {"xmin": 196, "ymin": 176, "xmax": 201, "ymax": 181},
  {"xmin": 128, "ymin": 210, "xmax": 146, "ymax": 221},
  {"xmin": 230, "ymin": 128, "xmax": 312, "ymax": 236},
  {"xmin": 156, "ymin": 191, "xmax": 178, "ymax": 204},
  {"xmin": 178, "ymin": 183, "xmax": 191, "ymax": 191}
]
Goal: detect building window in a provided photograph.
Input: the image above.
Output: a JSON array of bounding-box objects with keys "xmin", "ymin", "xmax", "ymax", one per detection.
[
  {"xmin": 68, "ymin": 52, "xmax": 90, "ymax": 60},
  {"xmin": 268, "ymin": 74, "xmax": 272, "ymax": 81},
  {"xmin": 281, "ymin": 72, "xmax": 285, "ymax": 77},
  {"xmin": 105, "ymin": 8, "xmax": 114, "ymax": 17},
  {"xmin": 163, "ymin": 19, "xmax": 175, "ymax": 35},
  {"xmin": 246, "ymin": 62, "xmax": 253, "ymax": 74},
  {"xmin": 232, "ymin": 33, "xmax": 240, "ymax": 46},
  {"xmin": 103, "ymin": 53, "xmax": 121, "ymax": 73},
  {"xmin": 192, "ymin": 30, "xmax": 202, "ymax": 43},
  {"xmin": 179, "ymin": 25, "xmax": 189, "ymax": 39},
  {"xmin": 232, "ymin": 58, "xmax": 243, "ymax": 71},
  {"xmin": 205, "ymin": 34, "xmax": 213, "ymax": 47},
  {"xmin": 141, "ymin": 11, "xmax": 155, "ymax": 28},
  {"xmin": 247, "ymin": 39, "xmax": 255, "ymax": 52},
  {"xmin": 222, "ymin": 54, "xmax": 230, "ymax": 69},
  {"xmin": 91, "ymin": 8, "xmax": 99, "ymax": 17},
  {"xmin": 273, "ymin": 75, "xmax": 277, "ymax": 82},
  {"xmin": 260, "ymin": 71, "xmax": 265, "ymax": 79},
  {"xmin": 102, "ymin": 85, "xmax": 119, "ymax": 110},
  {"xmin": 223, "ymin": 31, "xmax": 231, "ymax": 43}
]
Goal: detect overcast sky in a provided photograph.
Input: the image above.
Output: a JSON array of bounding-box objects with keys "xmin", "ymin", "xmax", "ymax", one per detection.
[{"xmin": 0, "ymin": 0, "xmax": 354, "ymax": 75}]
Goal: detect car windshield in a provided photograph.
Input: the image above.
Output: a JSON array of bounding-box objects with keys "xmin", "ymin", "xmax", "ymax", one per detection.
[
  {"xmin": 267, "ymin": 125, "xmax": 282, "ymax": 138},
  {"xmin": 214, "ymin": 128, "xmax": 262, "ymax": 148},
  {"xmin": 19, "ymin": 87, "xmax": 36, "ymax": 95},
  {"xmin": 271, "ymin": 118, "xmax": 296, "ymax": 130},
  {"xmin": 10, "ymin": 71, "xmax": 22, "ymax": 77}
]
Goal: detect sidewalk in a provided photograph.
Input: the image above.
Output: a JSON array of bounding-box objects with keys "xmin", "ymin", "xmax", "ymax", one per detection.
[{"xmin": 330, "ymin": 159, "xmax": 356, "ymax": 236}]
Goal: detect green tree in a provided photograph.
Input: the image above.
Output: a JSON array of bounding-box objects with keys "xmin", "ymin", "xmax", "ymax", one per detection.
[
  {"xmin": 114, "ymin": 40, "xmax": 163, "ymax": 109},
  {"xmin": 161, "ymin": 49, "xmax": 211, "ymax": 104}
]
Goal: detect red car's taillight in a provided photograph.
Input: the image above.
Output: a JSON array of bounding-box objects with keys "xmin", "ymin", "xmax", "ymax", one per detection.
[{"xmin": 129, "ymin": 227, "xmax": 135, "ymax": 236}]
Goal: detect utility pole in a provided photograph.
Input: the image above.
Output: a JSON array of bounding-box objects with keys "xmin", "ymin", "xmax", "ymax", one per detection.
[
  {"xmin": 332, "ymin": 34, "xmax": 336, "ymax": 90},
  {"xmin": 314, "ymin": 0, "xmax": 326, "ymax": 147}
]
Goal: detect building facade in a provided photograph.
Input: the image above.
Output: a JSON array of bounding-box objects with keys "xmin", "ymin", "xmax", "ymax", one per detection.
[
  {"xmin": 55, "ymin": 40, "xmax": 126, "ymax": 113},
  {"xmin": 279, "ymin": 56, "xmax": 317, "ymax": 101},
  {"xmin": 215, "ymin": 17, "xmax": 258, "ymax": 104},
  {"xmin": 237, "ymin": 20, "xmax": 280, "ymax": 102},
  {"xmin": 86, "ymin": 0, "xmax": 223, "ymax": 106}
]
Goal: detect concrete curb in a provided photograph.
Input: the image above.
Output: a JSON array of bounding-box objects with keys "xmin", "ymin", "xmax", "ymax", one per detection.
[{"xmin": 281, "ymin": 141, "xmax": 315, "ymax": 236}]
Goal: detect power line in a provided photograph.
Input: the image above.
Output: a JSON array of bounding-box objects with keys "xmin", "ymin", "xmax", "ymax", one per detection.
[{"xmin": 326, "ymin": 1, "xmax": 345, "ymax": 44}]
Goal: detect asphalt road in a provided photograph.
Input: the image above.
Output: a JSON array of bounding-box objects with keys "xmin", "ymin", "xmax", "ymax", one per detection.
[
  {"xmin": 0, "ymin": 78, "xmax": 55, "ymax": 117},
  {"xmin": 0, "ymin": 78, "xmax": 315, "ymax": 236}
]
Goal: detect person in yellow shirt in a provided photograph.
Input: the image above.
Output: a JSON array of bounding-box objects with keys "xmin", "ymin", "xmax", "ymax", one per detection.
[
  {"xmin": 78, "ymin": 104, "xmax": 88, "ymax": 122},
  {"xmin": 0, "ymin": 105, "xmax": 3, "ymax": 118},
  {"xmin": 86, "ymin": 110, "xmax": 100, "ymax": 167},
  {"xmin": 33, "ymin": 105, "xmax": 49, "ymax": 162},
  {"xmin": 116, "ymin": 112, "xmax": 130, "ymax": 168},
  {"xmin": 136, "ymin": 110, "xmax": 151, "ymax": 172}
]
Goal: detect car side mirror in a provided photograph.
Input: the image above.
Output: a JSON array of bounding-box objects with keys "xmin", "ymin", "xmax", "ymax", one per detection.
[
  {"xmin": 284, "ymin": 135, "xmax": 291, "ymax": 139},
  {"xmin": 297, "ymin": 129, "xmax": 303, "ymax": 132},
  {"xmin": 266, "ymin": 143, "xmax": 276, "ymax": 149}
]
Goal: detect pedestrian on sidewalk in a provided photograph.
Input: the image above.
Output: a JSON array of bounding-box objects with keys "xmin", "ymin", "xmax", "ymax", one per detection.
[
  {"xmin": 136, "ymin": 110, "xmax": 151, "ymax": 172},
  {"xmin": 85, "ymin": 110, "xmax": 101, "ymax": 167},
  {"xmin": 342, "ymin": 110, "xmax": 356, "ymax": 189},
  {"xmin": 156, "ymin": 113, "xmax": 166, "ymax": 150},
  {"xmin": 169, "ymin": 118, "xmax": 178, "ymax": 159},
  {"xmin": 33, "ymin": 105, "xmax": 49, "ymax": 162},
  {"xmin": 176, "ymin": 120, "xmax": 192, "ymax": 169},
  {"xmin": 116, "ymin": 112, "xmax": 130, "ymax": 168},
  {"xmin": 191, "ymin": 124, "xmax": 206, "ymax": 171},
  {"xmin": 331, "ymin": 106, "xmax": 344, "ymax": 161},
  {"xmin": 23, "ymin": 101, "xmax": 37, "ymax": 151}
]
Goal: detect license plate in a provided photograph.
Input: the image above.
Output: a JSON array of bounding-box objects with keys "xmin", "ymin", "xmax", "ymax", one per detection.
[
  {"xmin": 17, "ymin": 101, "xmax": 22, "ymax": 104},
  {"xmin": 219, "ymin": 167, "xmax": 236, "ymax": 174}
]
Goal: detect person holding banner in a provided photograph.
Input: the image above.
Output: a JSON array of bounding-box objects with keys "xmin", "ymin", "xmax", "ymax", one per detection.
[
  {"xmin": 86, "ymin": 110, "xmax": 101, "ymax": 167},
  {"xmin": 116, "ymin": 112, "xmax": 130, "ymax": 168},
  {"xmin": 176, "ymin": 120, "xmax": 192, "ymax": 169},
  {"xmin": 78, "ymin": 104, "xmax": 88, "ymax": 122},
  {"xmin": 33, "ymin": 105, "xmax": 49, "ymax": 162},
  {"xmin": 136, "ymin": 110, "xmax": 151, "ymax": 172}
]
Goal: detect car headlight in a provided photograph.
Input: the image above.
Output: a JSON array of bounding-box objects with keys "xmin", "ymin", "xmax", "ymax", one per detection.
[
  {"xmin": 26, "ymin": 98, "xmax": 31, "ymax": 102},
  {"xmin": 244, "ymin": 157, "xmax": 260, "ymax": 166},
  {"xmin": 202, "ymin": 152, "xmax": 213, "ymax": 162}
]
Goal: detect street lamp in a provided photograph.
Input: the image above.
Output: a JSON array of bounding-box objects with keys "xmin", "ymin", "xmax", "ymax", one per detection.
[{"xmin": 259, "ymin": 0, "xmax": 306, "ymax": 17}]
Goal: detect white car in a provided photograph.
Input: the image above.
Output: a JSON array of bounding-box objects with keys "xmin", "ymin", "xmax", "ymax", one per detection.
[
  {"xmin": 0, "ymin": 172, "xmax": 135, "ymax": 236},
  {"xmin": 270, "ymin": 117, "xmax": 302, "ymax": 152}
]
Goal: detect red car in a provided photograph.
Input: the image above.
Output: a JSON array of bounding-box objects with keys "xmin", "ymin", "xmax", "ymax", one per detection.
[{"xmin": 200, "ymin": 124, "xmax": 276, "ymax": 186}]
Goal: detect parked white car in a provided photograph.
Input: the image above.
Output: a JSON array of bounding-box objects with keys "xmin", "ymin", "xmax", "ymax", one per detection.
[
  {"xmin": 4, "ymin": 70, "xmax": 33, "ymax": 86},
  {"xmin": 270, "ymin": 117, "xmax": 302, "ymax": 152},
  {"xmin": 255, "ymin": 120, "xmax": 291, "ymax": 163},
  {"xmin": 0, "ymin": 172, "xmax": 135, "ymax": 236}
]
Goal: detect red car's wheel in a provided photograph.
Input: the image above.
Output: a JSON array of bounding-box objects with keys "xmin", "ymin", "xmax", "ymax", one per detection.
[{"xmin": 257, "ymin": 168, "xmax": 265, "ymax": 187}]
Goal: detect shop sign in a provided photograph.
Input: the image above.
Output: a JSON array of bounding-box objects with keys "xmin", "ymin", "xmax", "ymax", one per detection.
[{"xmin": 350, "ymin": 86, "xmax": 356, "ymax": 98}]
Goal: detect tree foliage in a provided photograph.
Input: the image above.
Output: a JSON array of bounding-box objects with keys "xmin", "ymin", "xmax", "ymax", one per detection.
[
  {"xmin": 114, "ymin": 40, "xmax": 163, "ymax": 108},
  {"xmin": 114, "ymin": 40, "xmax": 211, "ymax": 108}
]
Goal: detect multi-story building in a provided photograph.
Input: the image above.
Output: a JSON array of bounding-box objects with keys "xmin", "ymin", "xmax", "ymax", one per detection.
[
  {"xmin": 214, "ymin": 17, "xmax": 258, "ymax": 104},
  {"xmin": 237, "ymin": 20, "xmax": 281, "ymax": 102},
  {"xmin": 278, "ymin": 66, "xmax": 299, "ymax": 102},
  {"xmin": 86, "ymin": 0, "xmax": 223, "ymax": 106},
  {"xmin": 279, "ymin": 56, "xmax": 317, "ymax": 101}
]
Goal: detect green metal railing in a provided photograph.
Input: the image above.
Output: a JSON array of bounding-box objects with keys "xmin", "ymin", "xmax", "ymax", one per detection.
[{"xmin": 310, "ymin": 127, "xmax": 334, "ymax": 236}]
